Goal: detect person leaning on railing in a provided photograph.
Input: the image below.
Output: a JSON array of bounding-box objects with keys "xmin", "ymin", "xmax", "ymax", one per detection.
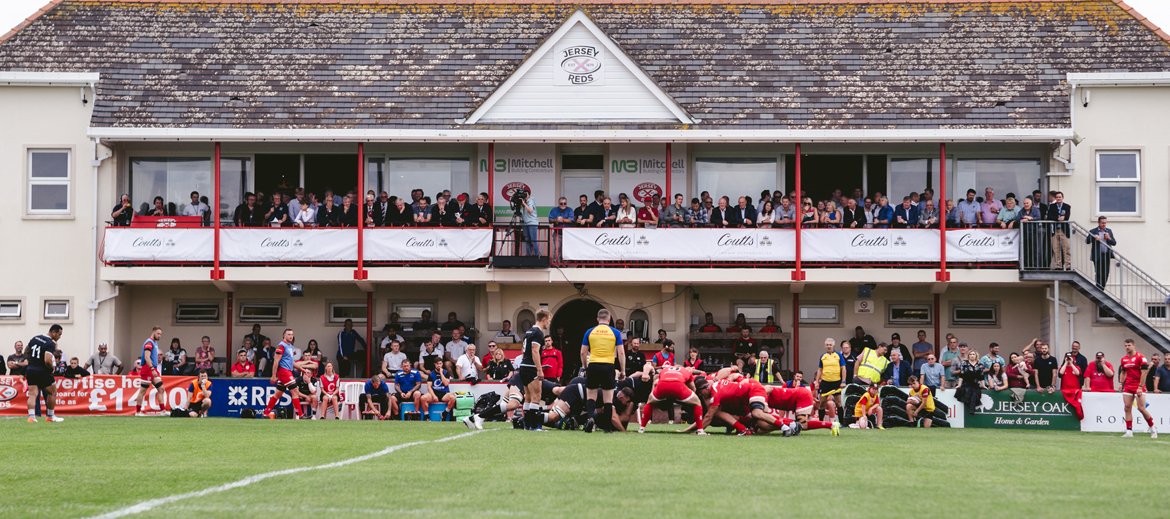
[
  {"xmin": 685, "ymin": 197, "xmax": 708, "ymax": 227},
  {"xmin": 1045, "ymin": 191, "xmax": 1072, "ymax": 270},
  {"xmin": 996, "ymin": 196, "xmax": 1021, "ymax": 228},
  {"xmin": 663, "ymin": 193, "xmax": 686, "ymax": 227}
]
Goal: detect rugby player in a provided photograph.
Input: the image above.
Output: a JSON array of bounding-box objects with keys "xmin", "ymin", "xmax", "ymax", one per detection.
[
  {"xmin": 1119, "ymin": 339, "xmax": 1157, "ymax": 438},
  {"xmin": 580, "ymin": 308, "xmax": 626, "ymax": 433},
  {"xmin": 638, "ymin": 365, "xmax": 707, "ymax": 435},
  {"xmin": 905, "ymin": 376, "xmax": 935, "ymax": 428},
  {"xmin": 700, "ymin": 377, "xmax": 768, "ymax": 436},
  {"xmin": 130, "ymin": 326, "xmax": 168, "ymax": 416},
  {"xmin": 542, "ymin": 376, "xmax": 588, "ymax": 429},
  {"xmin": 813, "ymin": 337, "xmax": 845, "ymax": 421},
  {"xmin": 760, "ymin": 384, "xmax": 839, "ymax": 436},
  {"xmin": 519, "ymin": 309, "xmax": 552, "ymax": 431},
  {"xmin": 463, "ymin": 369, "xmax": 559, "ymax": 430},
  {"xmin": 851, "ymin": 383, "xmax": 884, "ymax": 430},
  {"xmin": 263, "ymin": 328, "xmax": 308, "ymax": 419},
  {"xmin": 24, "ymin": 325, "xmax": 64, "ymax": 423}
]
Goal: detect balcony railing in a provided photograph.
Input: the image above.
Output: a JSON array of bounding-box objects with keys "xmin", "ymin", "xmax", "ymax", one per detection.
[{"xmin": 102, "ymin": 223, "xmax": 1020, "ymax": 269}]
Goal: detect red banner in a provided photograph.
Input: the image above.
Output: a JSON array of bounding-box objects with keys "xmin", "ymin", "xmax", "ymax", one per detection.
[{"xmin": 0, "ymin": 375, "xmax": 196, "ymax": 416}]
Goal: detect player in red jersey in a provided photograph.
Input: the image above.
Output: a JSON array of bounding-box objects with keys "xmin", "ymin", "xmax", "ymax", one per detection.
[
  {"xmin": 130, "ymin": 326, "xmax": 168, "ymax": 416},
  {"xmin": 700, "ymin": 377, "xmax": 768, "ymax": 435},
  {"xmin": 263, "ymin": 329, "xmax": 315, "ymax": 419},
  {"xmin": 758, "ymin": 385, "xmax": 840, "ymax": 436},
  {"xmin": 1118, "ymin": 339, "xmax": 1157, "ymax": 438},
  {"xmin": 638, "ymin": 365, "xmax": 708, "ymax": 435},
  {"xmin": 317, "ymin": 361, "xmax": 341, "ymax": 419}
]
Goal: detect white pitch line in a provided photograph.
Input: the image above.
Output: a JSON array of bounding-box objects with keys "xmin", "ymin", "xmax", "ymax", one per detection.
[{"xmin": 89, "ymin": 429, "xmax": 487, "ymax": 519}]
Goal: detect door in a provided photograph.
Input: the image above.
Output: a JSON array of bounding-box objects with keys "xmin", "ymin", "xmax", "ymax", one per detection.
[{"xmin": 562, "ymin": 172, "xmax": 604, "ymax": 202}]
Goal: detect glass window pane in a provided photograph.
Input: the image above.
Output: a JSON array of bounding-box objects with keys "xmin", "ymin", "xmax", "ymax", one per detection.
[
  {"xmin": 30, "ymin": 184, "xmax": 68, "ymax": 211},
  {"xmin": 130, "ymin": 158, "xmax": 212, "ymax": 216},
  {"xmin": 1098, "ymin": 153, "xmax": 1138, "ymax": 180},
  {"xmin": 733, "ymin": 305, "xmax": 775, "ymax": 324},
  {"xmin": 695, "ymin": 158, "xmax": 776, "ymax": 202},
  {"xmin": 386, "ymin": 159, "xmax": 470, "ymax": 199},
  {"xmin": 31, "ymin": 152, "xmax": 69, "ymax": 178},
  {"xmin": 889, "ymin": 158, "xmax": 938, "ymax": 200},
  {"xmin": 799, "ymin": 305, "xmax": 839, "ymax": 324},
  {"xmin": 1098, "ymin": 185, "xmax": 1138, "ymax": 213},
  {"xmin": 219, "ymin": 158, "xmax": 251, "ymax": 221},
  {"xmin": 366, "ymin": 158, "xmax": 384, "ymax": 195},
  {"xmin": 955, "ymin": 159, "xmax": 1041, "ymax": 201}
]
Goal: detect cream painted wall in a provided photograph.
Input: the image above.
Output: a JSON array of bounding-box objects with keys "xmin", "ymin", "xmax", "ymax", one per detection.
[
  {"xmin": 0, "ymin": 85, "xmax": 111, "ymax": 362},
  {"xmin": 1066, "ymin": 85, "xmax": 1170, "ymax": 280}
]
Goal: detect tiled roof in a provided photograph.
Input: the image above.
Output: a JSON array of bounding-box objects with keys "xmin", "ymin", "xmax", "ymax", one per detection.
[{"xmin": 1, "ymin": 0, "xmax": 1168, "ymax": 130}]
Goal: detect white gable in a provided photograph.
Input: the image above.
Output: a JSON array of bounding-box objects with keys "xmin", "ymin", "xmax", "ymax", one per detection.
[{"xmin": 465, "ymin": 11, "xmax": 693, "ymax": 125}]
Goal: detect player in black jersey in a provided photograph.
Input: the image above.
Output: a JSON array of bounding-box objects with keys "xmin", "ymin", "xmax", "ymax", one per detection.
[
  {"xmin": 25, "ymin": 324, "xmax": 64, "ymax": 423},
  {"xmin": 519, "ymin": 309, "xmax": 551, "ymax": 431}
]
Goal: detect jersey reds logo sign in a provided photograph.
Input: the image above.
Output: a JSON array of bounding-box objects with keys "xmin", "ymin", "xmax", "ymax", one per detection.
[
  {"xmin": 557, "ymin": 45, "xmax": 602, "ymax": 85},
  {"xmin": 155, "ymin": 218, "xmax": 178, "ymax": 228},
  {"xmin": 502, "ymin": 182, "xmax": 531, "ymax": 202},
  {"xmin": 0, "ymin": 383, "xmax": 18, "ymax": 402},
  {"xmin": 633, "ymin": 182, "xmax": 662, "ymax": 204}
]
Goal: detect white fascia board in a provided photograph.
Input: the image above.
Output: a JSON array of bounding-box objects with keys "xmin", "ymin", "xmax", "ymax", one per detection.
[
  {"xmin": 88, "ymin": 127, "xmax": 1072, "ymax": 143},
  {"xmin": 0, "ymin": 71, "xmax": 100, "ymax": 87},
  {"xmin": 1067, "ymin": 72, "xmax": 1170, "ymax": 87}
]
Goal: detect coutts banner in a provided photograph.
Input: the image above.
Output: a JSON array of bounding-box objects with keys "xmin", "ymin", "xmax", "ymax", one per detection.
[{"xmin": 562, "ymin": 228, "xmax": 795, "ymax": 262}]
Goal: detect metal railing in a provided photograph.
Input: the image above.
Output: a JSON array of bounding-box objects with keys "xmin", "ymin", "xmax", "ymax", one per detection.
[{"xmin": 1020, "ymin": 220, "xmax": 1170, "ymax": 341}]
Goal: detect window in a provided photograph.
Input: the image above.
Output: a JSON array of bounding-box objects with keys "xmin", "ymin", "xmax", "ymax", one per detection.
[
  {"xmin": 1096, "ymin": 151, "xmax": 1140, "ymax": 215},
  {"xmin": 888, "ymin": 303, "xmax": 931, "ymax": 325},
  {"xmin": 954, "ymin": 158, "xmax": 1042, "ymax": 204},
  {"xmin": 384, "ymin": 158, "xmax": 470, "ymax": 199},
  {"xmin": 239, "ymin": 302, "xmax": 283, "ymax": 324},
  {"xmin": 131, "ymin": 157, "xmax": 212, "ymax": 217},
  {"xmin": 695, "ymin": 158, "xmax": 777, "ymax": 203},
  {"xmin": 27, "ymin": 149, "xmax": 71, "ymax": 214},
  {"xmin": 1096, "ymin": 305, "xmax": 1119, "ymax": 323},
  {"xmin": 1146, "ymin": 303, "xmax": 1168, "ymax": 321},
  {"xmin": 43, "ymin": 300, "xmax": 69, "ymax": 320},
  {"xmin": 628, "ymin": 309, "xmax": 650, "ymax": 341},
  {"xmin": 889, "ymin": 157, "xmax": 945, "ymax": 202},
  {"xmin": 733, "ymin": 304, "xmax": 775, "ymax": 326},
  {"xmin": 329, "ymin": 302, "xmax": 368, "ymax": 324},
  {"xmin": 219, "ymin": 157, "xmax": 253, "ymax": 222},
  {"xmin": 516, "ymin": 309, "xmax": 536, "ymax": 333},
  {"xmin": 175, "ymin": 302, "xmax": 221, "ymax": 324},
  {"xmin": 393, "ymin": 303, "xmax": 434, "ymax": 330},
  {"xmin": 799, "ymin": 304, "xmax": 840, "ymax": 325},
  {"xmin": 951, "ymin": 304, "xmax": 998, "ymax": 326},
  {"xmin": 0, "ymin": 300, "xmax": 21, "ymax": 320}
]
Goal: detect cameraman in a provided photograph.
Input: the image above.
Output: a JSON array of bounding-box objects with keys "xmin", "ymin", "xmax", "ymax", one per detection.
[{"xmin": 517, "ymin": 189, "xmax": 540, "ymax": 256}]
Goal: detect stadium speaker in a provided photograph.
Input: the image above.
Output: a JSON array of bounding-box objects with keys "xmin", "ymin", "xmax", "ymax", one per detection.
[{"xmin": 287, "ymin": 282, "xmax": 304, "ymax": 297}]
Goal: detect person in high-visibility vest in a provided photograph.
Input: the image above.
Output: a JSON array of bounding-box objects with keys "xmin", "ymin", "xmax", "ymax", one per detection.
[
  {"xmin": 750, "ymin": 350, "xmax": 782, "ymax": 384},
  {"xmin": 853, "ymin": 344, "xmax": 890, "ymax": 386}
]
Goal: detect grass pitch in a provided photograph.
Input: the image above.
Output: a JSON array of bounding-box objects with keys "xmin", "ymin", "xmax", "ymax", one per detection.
[{"xmin": 1, "ymin": 417, "xmax": 1166, "ymax": 518}]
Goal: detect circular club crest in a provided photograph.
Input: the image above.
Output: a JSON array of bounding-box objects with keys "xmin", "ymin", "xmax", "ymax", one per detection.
[
  {"xmin": 0, "ymin": 383, "xmax": 18, "ymax": 402},
  {"xmin": 633, "ymin": 182, "xmax": 663, "ymax": 204},
  {"xmin": 502, "ymin": 182, "xmax": 531, "ymax": 202}
]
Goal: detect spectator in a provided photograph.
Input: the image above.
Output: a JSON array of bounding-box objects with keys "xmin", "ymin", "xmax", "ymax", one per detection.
[
  {"xmin": 64, "ymin": 357, "xmax": 89, "ymax": 379},
  {"xmin": 361, "ymin": 374, "xmax": 393, "ymax": 420},
  {"xmin": 1005, "ymin": 352, "xmax": 1031, "ymax": 389},
  {"xmin": 683, "ymin": 347, "xmax": 703, "ymax": 370},
  {"xmin": 1069, "ymin": 340, "xmax": 1089, "ymax": 387},
  {"xmin": 441, "ymin": 312, "xmax": 465, "ymax": 332},
  {"xmin": 853, "ymin": 343, "xmax": 889, "ymax": 385},
  {"xmin": 978, "ymin": 342, "xmax": 1005, "ymax": 372},
  {"xmin": 698, "ymin": 313, "xmax": 722, "ymax": 333},
  {"xmin": 418, "ymin": 332, "xmax": 445, "ymax": 372},
  {"xmin": 143, "ymin": 195, "xmax": 168, "ymax": 217},
  {"xmin": 467, "ymin": 192, "xmax": 492, "ymax": 227},
  {"xmin": 892, "ymin": 196, "xmax": 918, "ymax": 228},
  {"xmin": 985, "ymin": 362, "xmax": 1008, "ymax": 392},
  {"xmin": 614, "ymin": 318, "xmax": 629, "ymax": 342},
  {"xmin": 381, "ymin": 340, "xmax": 408, "ymax": 378},
  {"xmin": 494, "ymin": 320, "xmax": 518, "ymax": 343},
  {"xmin": 820, "ymin": 200, "xmax": 842, "ymax": 228},
  {"xmin": 392, "ymin": 359, "xmax": 423, "ymax": 418},
  {"xmin": 1085, "ymin": 351, "xmax": 1115, "ymax": 392},
  {"xmin": 421, "ymin": 363, "xmax": 456, "ymax": 419},
  {"xmin": 339, "ymin": 193, "xmax": 358, "ymax": 227},
  {"xmin": 412, "ymin": 310, "xmax": 437, "ymax": 332},
  {"xmin": 183, "ymin": 190, "xmax": 209, "ymax": 222},
  {"xmin": 783, "ymin": 369, "xmax": 807, "ymax": 388},
  {"xmin": 316, "ymin": 194, "xmax": 340, "ymax": 227},
  {"xmin": 625, "ymin": 338, "xmax": 647, "ymax": 376},
  {"xmin": 651, "ymin": 340, "xmax": 676, "ymax": 367},
  {"xmin": 51, "ymin": 350, "xmax": 66, "ymax": 376},
  {"xmin": 432, "ymin": 194, "xmax": 457, "ymax": 227},
  {"xmin": 445, "ymin": 329, "xmax": 468, "ymax": 370},
  {"xmin": 711, "ymin": 196, "xmax": 733, "ymax": 228},
  {"xmin": 549, "ymin": 197, "xmax": 574, "ymax": 227},
  {"xmin": 884, "ymin": 350, "xmax": 912, "ymax": 386},
  {"xmin": 518, "ymin": 190, "xmax": 539, "ymax": 256},
  {"xmin": 482, "ymin": 341, "xmax": 501, "ymax": 366},
  {"xmin": 540, "ymin": 337, "xmax": 562, "ymax": 381},
  {"xmin": 288, "ymin": 188, "xmax": 305, "ymax": 219},
  {"xmin": 595, "ymin": 196, "xmax": 617, "ymax": 227},
  {"xmin": 980, "ymin": 187, "xmax": 1002, "ymax": 224},
  {"xmin": 654, "ymin": 329, "xmax": 668, "ymax": 344},
  {"xmin": 186, "ymin": 371, "xmax": 212, "ymax": 418},
  {"xmin": 292, "ymin": 201, "xmax": 316, "ymax": 227},
  {"xmin": 758, "ymin": 316, "xmax": 781, "ymax": 333},
  {"xmin": 685, "ymin": 197, "xmax": 709, "ymax": 227},
  {"xmin": 573, "ymin": 194, "xmax": 594, "ymax": 227},
  {"xmin": 909, "ymin": 330, "xmax": 933, "ymax": 373},
  {"xmin": 873, "ymin": 196, "xmax": 893, "ymax": 228},
  {"xmin": 84, "ymin": 342, "xmax": 123, "ymax": 375},
  {"xmin": 233, "ymin": 192, "xmax": 262, "ymax": 227},
  {"xmin": 732, "ymin": 328, "xmax": 756, "ymax": 370},
  {"xmin": 615, "ymin": 196, "xmax": 637, "ymax": 228},
  {"xmin": 944, "ymin": 199, "xmax": 959, "ymax": 227},
  {"xmin": 110, "ymin": 193, "xmax": 134, "ymax": 226},
  {"xmin": 303, "ymin": 340, "xmax": 323, "ymax": 371},
  {"xmin": 1028, "ymin": 340, "xmax": 1058, "ymax": 393},
  {"xmin": 726, "ymin": 313, "xmax": 749, "ymax": 333},
  {"xmin": 637, "ymin": 197, "xmax": 659, "ymax": 228},
  {"xmin": 732, "ymin": 196, "xmax": 756, "ymax": 228},
  {"xmin": 264, "ymin": 192, "xmax": 288, "ymax": 226},
  {"xmin": 918, "ymin": 200, "xmax": 938, "ymax": 228},
  {"xmin": 484, "ymin": 348, "xmax": 514, "ymax": 381},
  {"xmin": 318, "ymin": 362, "xmax": 341, "ymax": 419},
  {"xmin": 939, "ymin": 338, "xmax": 962, "ymax": 389},
  {"xmin": 840, "ymin": 341, "xmax": 857, "ymax": 383},
  {"xmin": 757, "ymin": 200, "xmax": 775, "ymax": 227},
  {"xmin": 1059, "ymin": 352, "xmax": 1085, "ymax": 420},
  {"xmin": 1154, "ymin": 355, "xmax": 1170, "ymax": 393},
  {"xmin": 244, "ymin": 325, "xmax": 269, "ymax": 356},
  {"xmin": 257, "ymin": 338, "xmax": 275, "ymax": 378},
  {"xmin": 748, "ymin": 350, "xmax": 782, "ymax": 384},
  {"xmin": 662, "ymin": 194, "xmax": 686, "ymax": 227},
  {"xmin": 919, "ymin": 354, "xmax": 944, "ymax": 390},
  {"xmin": 336, "ymin": 318, "xmax": 368, "ymax": 378},
  {"xmin": 955, "ymin": 351, "xmax": 984, "ymax": 414},
  {"xmin": 888, "ymin": 333, "xmax": 910, "ymax": 362},
  {"xmin": 842, "ymin": 197, "xmax": 865, "ymax": 228},
  {"xmin": 163, "ymin": 338, "xmax": 188, "ymax": 375},
  {"xmin": 1046, "ymin": 191, "xmax": 1071, "ymax": 270},
  {"xmin": 456, "ymin": 344, "xmax": 483, "ymax": 382},
  {"xmin": 852, "ymin": 383, "xmax": 884, "ymax": 430},
  {"xmin": 231, "ymin": 350, "xmax": 254, "ymax": 378},
  {"xmin": 1147, "ymin": 353, "xmax": 1163, "ymax": 392},
  {"xmin": 997, "ymin": 196, "xmax": 1021, "ymax": 228},
  {"xmin": 194, "ymin": 336, "xmax": 216, "ymax": 376},
  {"xmin": 851, "ymin": 326, "xmax": 877, "ymax": 352},
  {"xmin": 1087, "ymin": 216, "xmax": 1116, "ymax": 288},
  {"xmin": 956, "ymin": 189, "xmax": 980, "ymax": 227},
  {"xmin": 379, "ymin": 324, "xmax": 405, "ymax": 354}
]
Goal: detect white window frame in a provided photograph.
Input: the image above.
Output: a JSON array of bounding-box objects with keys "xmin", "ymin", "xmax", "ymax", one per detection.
[
  {"xmin": 174, "ymin": 301, "xmax": 222, "ymax": 325},
  {"xmin": 950, "ymin": 303, "xmax": 999, "ymax": 327},
  {"xmin": 1095, "ymin": 304, "xmax": 1120, "ymax": 325},
  {"xmin": 42, "ymin": 299, "xmax": 70, "ymax": 320},
  {"xmin": 798, "ymin": 303, "xmax": 841, "ymax": 325},
  {"xmin": 392, "ymin": 301, "xmax": 436, "ymax": 331},
  {"xmin": 627, "ymin": 308, "xmax": 650, "ymax": 341},
  {"xmin": 887, "ymin": 303, "xmax": 932, "ymax": 326},
  {"xmin": 238, "ymin": 302, "xmax": 284, "ymax": 324},
  {"xmin": 0, "ymin": 299, "xmax": 23, "ymax": 321},
  {"xmin": 1145, "ymin": 302, "xmax": 1168, "ymax": 321},
  {"xmin": 26, "ymin": 148, "xmax": 72, "ymax": 216},
  {"xmin": 329, "ymin": 301, "xmax": 368, "ymax": 325},
  {"xmin": 1095, "ymin": 150, "xmax": 1141, "ymax": 217}
]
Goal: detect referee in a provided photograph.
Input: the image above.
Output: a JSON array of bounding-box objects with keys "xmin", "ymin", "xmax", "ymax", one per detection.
[
  {"xmin": 580, "ymin": 308, "xmax": 626, "ymax": 433},
  {"xmin": 519, "ymin": 309, "xmax": 552, "ymax": 431}
]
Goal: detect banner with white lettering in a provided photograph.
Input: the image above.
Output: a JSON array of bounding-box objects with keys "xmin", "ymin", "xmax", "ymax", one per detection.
[
  {"xmin": 562, "ymin": 228, "xmax": 794, "ymax": 262},
  {"xmin": 365, "ymin": 229, "xmax": 492, "ymax": 262},
  {"xmin": 103, "ymin": 228, "xmax": 213, "ymax": 262},
  {"xmin": 220, "ymin": 229, "xmax": 357, "ymax": 262},
  {"xmin": 946, "ymin": 229, "xmax": 1020, "ymax": 262},
  {"xmin": 802, "ymin": 229, "xmax": 941, "ymax": 262},
  {"xmin": 476, "ymin": 143, "xmax": 557, "ymax": 219},
  {"xmin": 1079, "ymin": 392, "xmax": 1170, "ymax": 432},
  {"xmin": 608, "ymin": 144, "xmax": 688, "ymax": 205}
]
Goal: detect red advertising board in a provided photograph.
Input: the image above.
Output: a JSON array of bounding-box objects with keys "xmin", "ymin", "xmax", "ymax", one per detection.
[{"xmin": 0, "ymin": 375, "xmax": 196, "ymax": 416}]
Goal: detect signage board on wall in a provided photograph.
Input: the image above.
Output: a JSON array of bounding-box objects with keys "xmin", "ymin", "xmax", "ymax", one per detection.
[
  {"xmin": 554, "ymin": 45, "xmax": 605, "ymax": 85},
  {"xmin": 477, "ymin": 144, "xmax": 556, "ymax": 219},
  {"xmin": 935, "ymin": 389, "xmax": 1079, "ymax": 430},
  {"xmin": 608, "ymin": 144, "xmax": 687, "ymax": 204}
]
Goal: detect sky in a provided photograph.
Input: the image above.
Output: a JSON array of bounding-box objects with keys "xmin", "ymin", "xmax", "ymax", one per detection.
[{"xmin": 2, "ymin": 0, "xmax": 1170, "ymax": 41}]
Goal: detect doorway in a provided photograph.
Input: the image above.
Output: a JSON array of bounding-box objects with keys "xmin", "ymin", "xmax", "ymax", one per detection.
[
  {"xmin": 784, "ymin": 155, "xmax": 888, "ymax": 200},
  {"xmin": 304, "ymin": 154, "xmax": 358, "ymax": 199},
  {"xmin": 551, "ymin": 298, "xmax": 605, "ymax": 383},
  {"xmin": 255, "ymin": 154, "xmax": 300, "ymax": 197}
]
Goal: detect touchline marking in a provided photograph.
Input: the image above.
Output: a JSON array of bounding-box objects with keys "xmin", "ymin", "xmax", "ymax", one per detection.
[{"xmin": 89, "ymin": 429, "xmax": 487, "ymax": 519}]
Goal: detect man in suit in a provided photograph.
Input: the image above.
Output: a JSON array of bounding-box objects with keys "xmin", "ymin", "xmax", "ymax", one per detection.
[
  {"xmin": 892, "ymin": 196, "xmax": 919, "ymax": 229},
  {"xmin": 842, "ymin": 197, "xmax": 867, "ymax": 228},
  {"xmin": 1086, "ymin": 216, "xmax": 1117, "ymax": 288},
  {"xmin": 373, "ymin": 191, "xmax": 392, "ymax": 227},
  {"xmin": 1045, "ymin": 191, "xmax": 1071, "ymax": 270},
  {"xmin": 731, "ymin": 196, "xmax": 756, "ymax": 228},
  {"xmin": 883, "ymin": 349, "xmax": 913, "ymax": 386},
  {"xmin": 712, "ymin": 196, "xmax": 734, "ymax": 228}
]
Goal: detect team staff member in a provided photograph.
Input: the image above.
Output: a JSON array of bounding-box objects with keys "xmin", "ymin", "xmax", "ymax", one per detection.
[
  {"xmin": 519, "ymin": 309, "xmax": 552, "ymax": 431},
  {"xmin": 580, "ymin": 308, "xmax": 626, "ymax": 433},
  {"xmin": 853, "ymin": 343, "xmax": 889, "ymax": 386},
  {"xmin": 24, "ymin": 325, "xmax": 64, "ymax": 423},
  {"xmin": 814, "ymin": 338, "xmax": 845, "ymax": 421},
  {"xmin": 905, "ymin": 376, "xmax": 935, "ymax": 428},
  {"xmin": 186, "ymin": 370, "xmax": 212, "ymax": 417}
]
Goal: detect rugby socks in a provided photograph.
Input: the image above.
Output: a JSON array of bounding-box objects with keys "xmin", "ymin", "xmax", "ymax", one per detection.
[
  {"xmin": 640, "ymin": 403, "xmax": 654, "ymax": 428},
  {"xmin": 692, "ymin": 405, "xmax": 704, "ymax": 430},
  {"xmin": 806, "ymin": 420, "xmax": 833, "ymax": 430},
  {"xmin": 1126, "ymin": 419, "xmax": 1133, "ymax": 431},
  {"xmin": 291, "ymin": 398, "xmax": 303, "ymax": 418},
  {"xmin": 732, "ymin": 421, "xmax": 748, "ymax": 434},
  {"xmin": 773, "ymin": 417, "xmax": 794, "ymax": 428},
  {"xmin": 263, "ymin": 395, "xmax": 279, "ymax": 415},
  {"xmin": 585, "ymin": 399, "xmax": 597, "ymax": 421}
]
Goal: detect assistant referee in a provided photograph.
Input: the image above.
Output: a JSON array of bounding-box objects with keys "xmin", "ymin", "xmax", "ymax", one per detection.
[{"xmin": 580, "ymin": 308, "xmax": 625, "ymax": 433}]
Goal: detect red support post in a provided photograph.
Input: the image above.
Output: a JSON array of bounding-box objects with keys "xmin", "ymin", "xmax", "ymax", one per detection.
[
  {"xmin": 211, "ymin": 142, "xmax": 224, "ymax": 280},
  {"xmin": 791, "ymin": 292, "xmax": 800, "ymax": 371},
  {"xmin": 365, "ymin": 292, "xmax": 374, "ymax": 378},
  {"xmin": 792, "ymin": 143, "xmax": 805, "ymax": 281},
  {"xmin": 354, "ymin": 143, "xmax": 368, "ymax": 280},
  {"xmin": 664, "ymin": 143, "xmax": 672, "ymax": 201},
  {"xmin": 936, "ymin": 143, "xmax": 950, "ymax": 282}
]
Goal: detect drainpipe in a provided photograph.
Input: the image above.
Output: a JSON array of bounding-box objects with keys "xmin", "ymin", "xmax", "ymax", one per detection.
[{"xmin": 88, "ymin": 137, "xmax": 113, "ymax": 356}]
